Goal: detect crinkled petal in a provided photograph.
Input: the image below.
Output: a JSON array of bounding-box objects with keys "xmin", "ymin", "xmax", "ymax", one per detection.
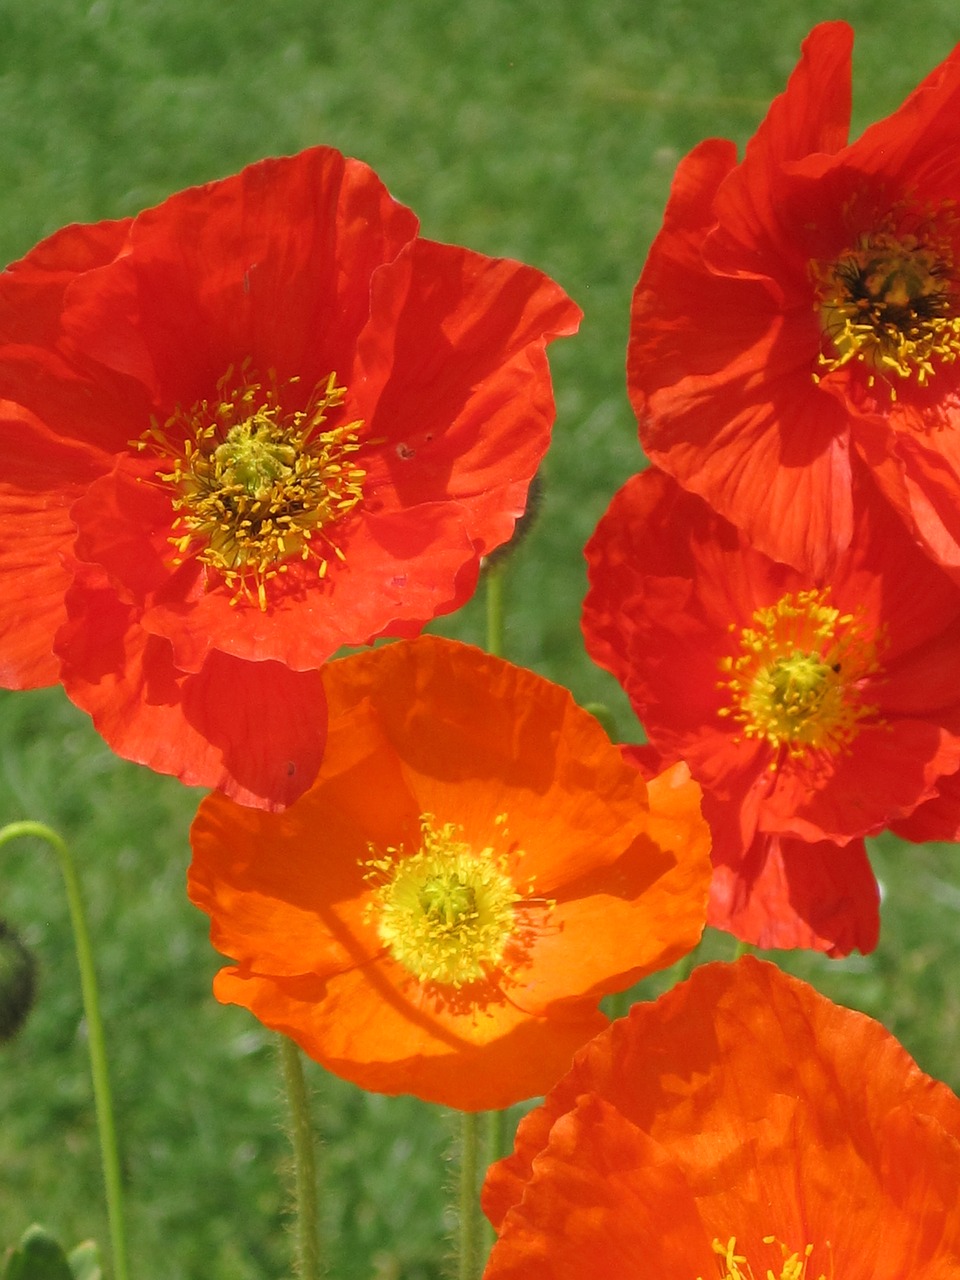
[
  {"xmin": 213, "ymin": 962, "xmax": 606, "ymax": 1111},
  {"xmin": 514, "ymin": 762, "xmax": 709, "ymax": 1013},
  {"xmin": 356, "ymin": 237, "xmax": 581, "ymax": 552},
  {"xmin": 56, "ymin": 567, "xmax": 327, "ymax": 807},
  {"xmin": 57, "ymin": 146, "xmax": 419, "ymax": 402},
  {"xmin": 710, "ymin": 22, "xmax": 853, "ymax": 267},
  {"xmin": 0, "ymin": 403, "xmax": 113, "ymax": 687},
  {"xmin": 704, "ymin": 790, "xmax": 880, "ymax": 957},
  {"xmin": 483, "ymin": 958, "xmax": 960, "ymax": 1247},
  {"xmin": 485, "ymin": 1096, "xmax": 715, "ymax": 1280}
]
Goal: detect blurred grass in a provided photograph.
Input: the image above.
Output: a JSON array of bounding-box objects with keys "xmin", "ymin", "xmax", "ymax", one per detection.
[{"xmin": 1, "ymin": 0, "xmax": 960, "ymax": 1276}]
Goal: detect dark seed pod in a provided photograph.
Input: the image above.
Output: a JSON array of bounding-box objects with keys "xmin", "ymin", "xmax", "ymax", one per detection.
[
  {"xmin": 483, "ymin": 471, "xmax": 545, "ymax": 571},
  {"xmin": 0, "ymin": 918, "xmax": 38, "ymax": 1043}
]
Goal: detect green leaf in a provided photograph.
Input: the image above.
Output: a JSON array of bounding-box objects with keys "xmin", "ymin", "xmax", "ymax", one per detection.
[
  {"xmin": 2, "ymin": 1226, "xmax": 73, "ymax": 1280},
  {"xmin": 66, "ymin": 1243, "xmax": 101, "ymax": 1280}
]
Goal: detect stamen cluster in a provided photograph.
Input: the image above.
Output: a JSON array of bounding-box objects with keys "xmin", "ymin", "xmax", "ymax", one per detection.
[
  {"xmin": 144, "ymin": 367, "xmax": 365, "ymax": 609},
  {"xmin": 815, "ymin": 217, "xmax": 960, "ymax": 396},
  {"xmin": 718, "ymin": 588, "xmax": 883, "ymax": 758},
  {"xmin": 364, "ymin": 815, "xmax": 525, "ymax": 988},
  {"xmin": 705, "ymin": 1236, "xmax": 827, "ymax": 1280}
]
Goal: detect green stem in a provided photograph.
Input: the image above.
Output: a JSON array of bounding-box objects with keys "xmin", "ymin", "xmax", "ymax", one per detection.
[
  {"xmin": 672, "ymin": 944, "xmax": 700, "ymax": 984},
  {"xmin": 484, "ymin": 1106, "xmax": 508, "ymax": 1168},
  {"xmin": 0, "ymin": 821, "xmax": 129, "ymax": 1280},
  {"xmin": 278, "ymin": 1035, "xmax": 321, "ymax": 1280},
  {"xmin": 732, "ymin": 938, "xmax": 755, "ymax": 960},
  {"xmin": 606, "ymin": 985, "xmax": 633, "ymax": 1021},
  {"xmin": 459, "ymin": 1111, "xmax": 482, "ymax": 1280},
  {"xmin": 481, "ymin": 1107, "xmax": 510, "ymax": 1257},
  {"xmin": 485, "ymin": 562, "xmax": 506, "ymax": 659}
]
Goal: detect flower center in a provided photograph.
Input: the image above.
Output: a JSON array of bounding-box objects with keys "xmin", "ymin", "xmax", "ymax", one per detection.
[
  {"xmin": 364, "ymin": 815, "xmax": 524, "ymax": 987},
  {"xmin": 702, "ymin": 1237, "xmax": 829, "ymax": 1280},
  {"xmin": 814, "ymin": 215, "xmax": 960, "ymax": 398},
  {"xmin": 717, "ymin": 588, "xmax": 883, "ymax": 758},
  {"xmin": 141, "ymin": 367, "xmax": 366, "ymax": 609}
]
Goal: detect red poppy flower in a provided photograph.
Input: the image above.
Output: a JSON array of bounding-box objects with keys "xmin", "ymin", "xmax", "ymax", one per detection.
[
  {"xmin": 630, "ymin": 21, "xmax": 960, "ymax": 579},
  {"xmin": 582, "ymin": 467, "xmax": 960, "ymax": 954},
  {"xmin": 0, "ymin": 218, "xmax": 135, "ymax": 690},
  {"xmin": 0, "ymin": 146, "xmax": 580, "ymax": 806},
  {"xmin": 482, "ymin": 956, "xmax": 960, "ymax": 1279},
  {"xmin": 706, "ymin": 811, "xmax": 879, "ymax": 956},
  {"xmin": 186, "ymin": 635, "xmax": 711, "ymax": 1110}
]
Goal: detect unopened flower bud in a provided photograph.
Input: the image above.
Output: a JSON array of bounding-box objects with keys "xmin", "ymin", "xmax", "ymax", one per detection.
[{"xmin": 0, "ymin": 918, "xmax": 37, "ymax": 1043}]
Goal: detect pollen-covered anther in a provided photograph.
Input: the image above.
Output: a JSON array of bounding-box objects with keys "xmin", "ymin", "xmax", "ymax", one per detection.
[
  {"xmin": 142, "ymin": 366, "xmax": 366, "ymax": 609},
  {"xmin": 813, "ymin": 215, "xmax": 960, "ymax": 397},
  {"xmin": 717, "ymin": 588, "xmax": 884, "ymax": 758},
  {"xmin": 699, "ymin": 1235, "xmax": 829, "ymax": 1280},
  {"xmin": 364, "ymin": 815, "xmax": 530, "ymax": 988}
]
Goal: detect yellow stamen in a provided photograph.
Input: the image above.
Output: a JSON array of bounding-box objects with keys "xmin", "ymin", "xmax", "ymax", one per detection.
[
  {"xmin": 698, "ymin": 1235, "xmax": 830, "ymax": 1280},
  {"xmin": 364, "ymin": 815, "xmax": 538, "ymax": 988},
  {"xmin": 138, "ymin": 365, "xmax": 365, "ymax": 609},
  {"xmin": 813, "ymin": 208, "xmax": 960, "ymax": 399},
  {"xmin": 718, "ymin": 588, "xmax": 883, "ymax": 758}
]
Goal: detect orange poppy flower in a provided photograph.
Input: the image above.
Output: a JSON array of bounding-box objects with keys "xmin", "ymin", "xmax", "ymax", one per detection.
[
  {"xmin": 583, "ymin": 467, "xmax": 960, "ymax": 955},
  {"xmin": 186, "ymin": 635, "xmax": 711, "ymax": 1110},
  {"xmin": 482, "ymin": 956, "xmax": 960, "ymax": 1279},
  {"xmin": 0, "ymin": 146, "xmax": 580, "ymax": 806},
  {"xmin": 630, "ymin": 21, "xmax": 960, "ymax": 580}
]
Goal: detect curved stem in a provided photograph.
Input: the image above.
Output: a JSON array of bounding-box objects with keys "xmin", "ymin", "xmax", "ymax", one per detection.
[
  {"xmin": 459, "ymin": 1111, "xmax": 481, "ymax": 1280},
  {"xmin": 0, "ymin": 821, "xmax": 129, "ymax": 1280},
  {"xmin": 278, "ymin": 1034, "xmax": 321, "ymax": 1280}
]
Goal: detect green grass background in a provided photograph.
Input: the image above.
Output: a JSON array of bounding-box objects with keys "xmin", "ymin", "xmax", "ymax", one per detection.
[{"xmin": 2, "ymin": 0, "xmax": 960, "ymax": 1275}]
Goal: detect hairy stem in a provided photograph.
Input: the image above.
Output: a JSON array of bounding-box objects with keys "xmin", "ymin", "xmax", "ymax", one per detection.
[
  {"xmin": 0, "ymin": 820, "xmax": 129, "ymax": 1280},
  {"xmin": 458, "ymin": 1110, "xmax": 482, "ymax": 1280},
  {"xmin": 278, "ymin": 1034, "xmax": 321, "ymax": 1279}
]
